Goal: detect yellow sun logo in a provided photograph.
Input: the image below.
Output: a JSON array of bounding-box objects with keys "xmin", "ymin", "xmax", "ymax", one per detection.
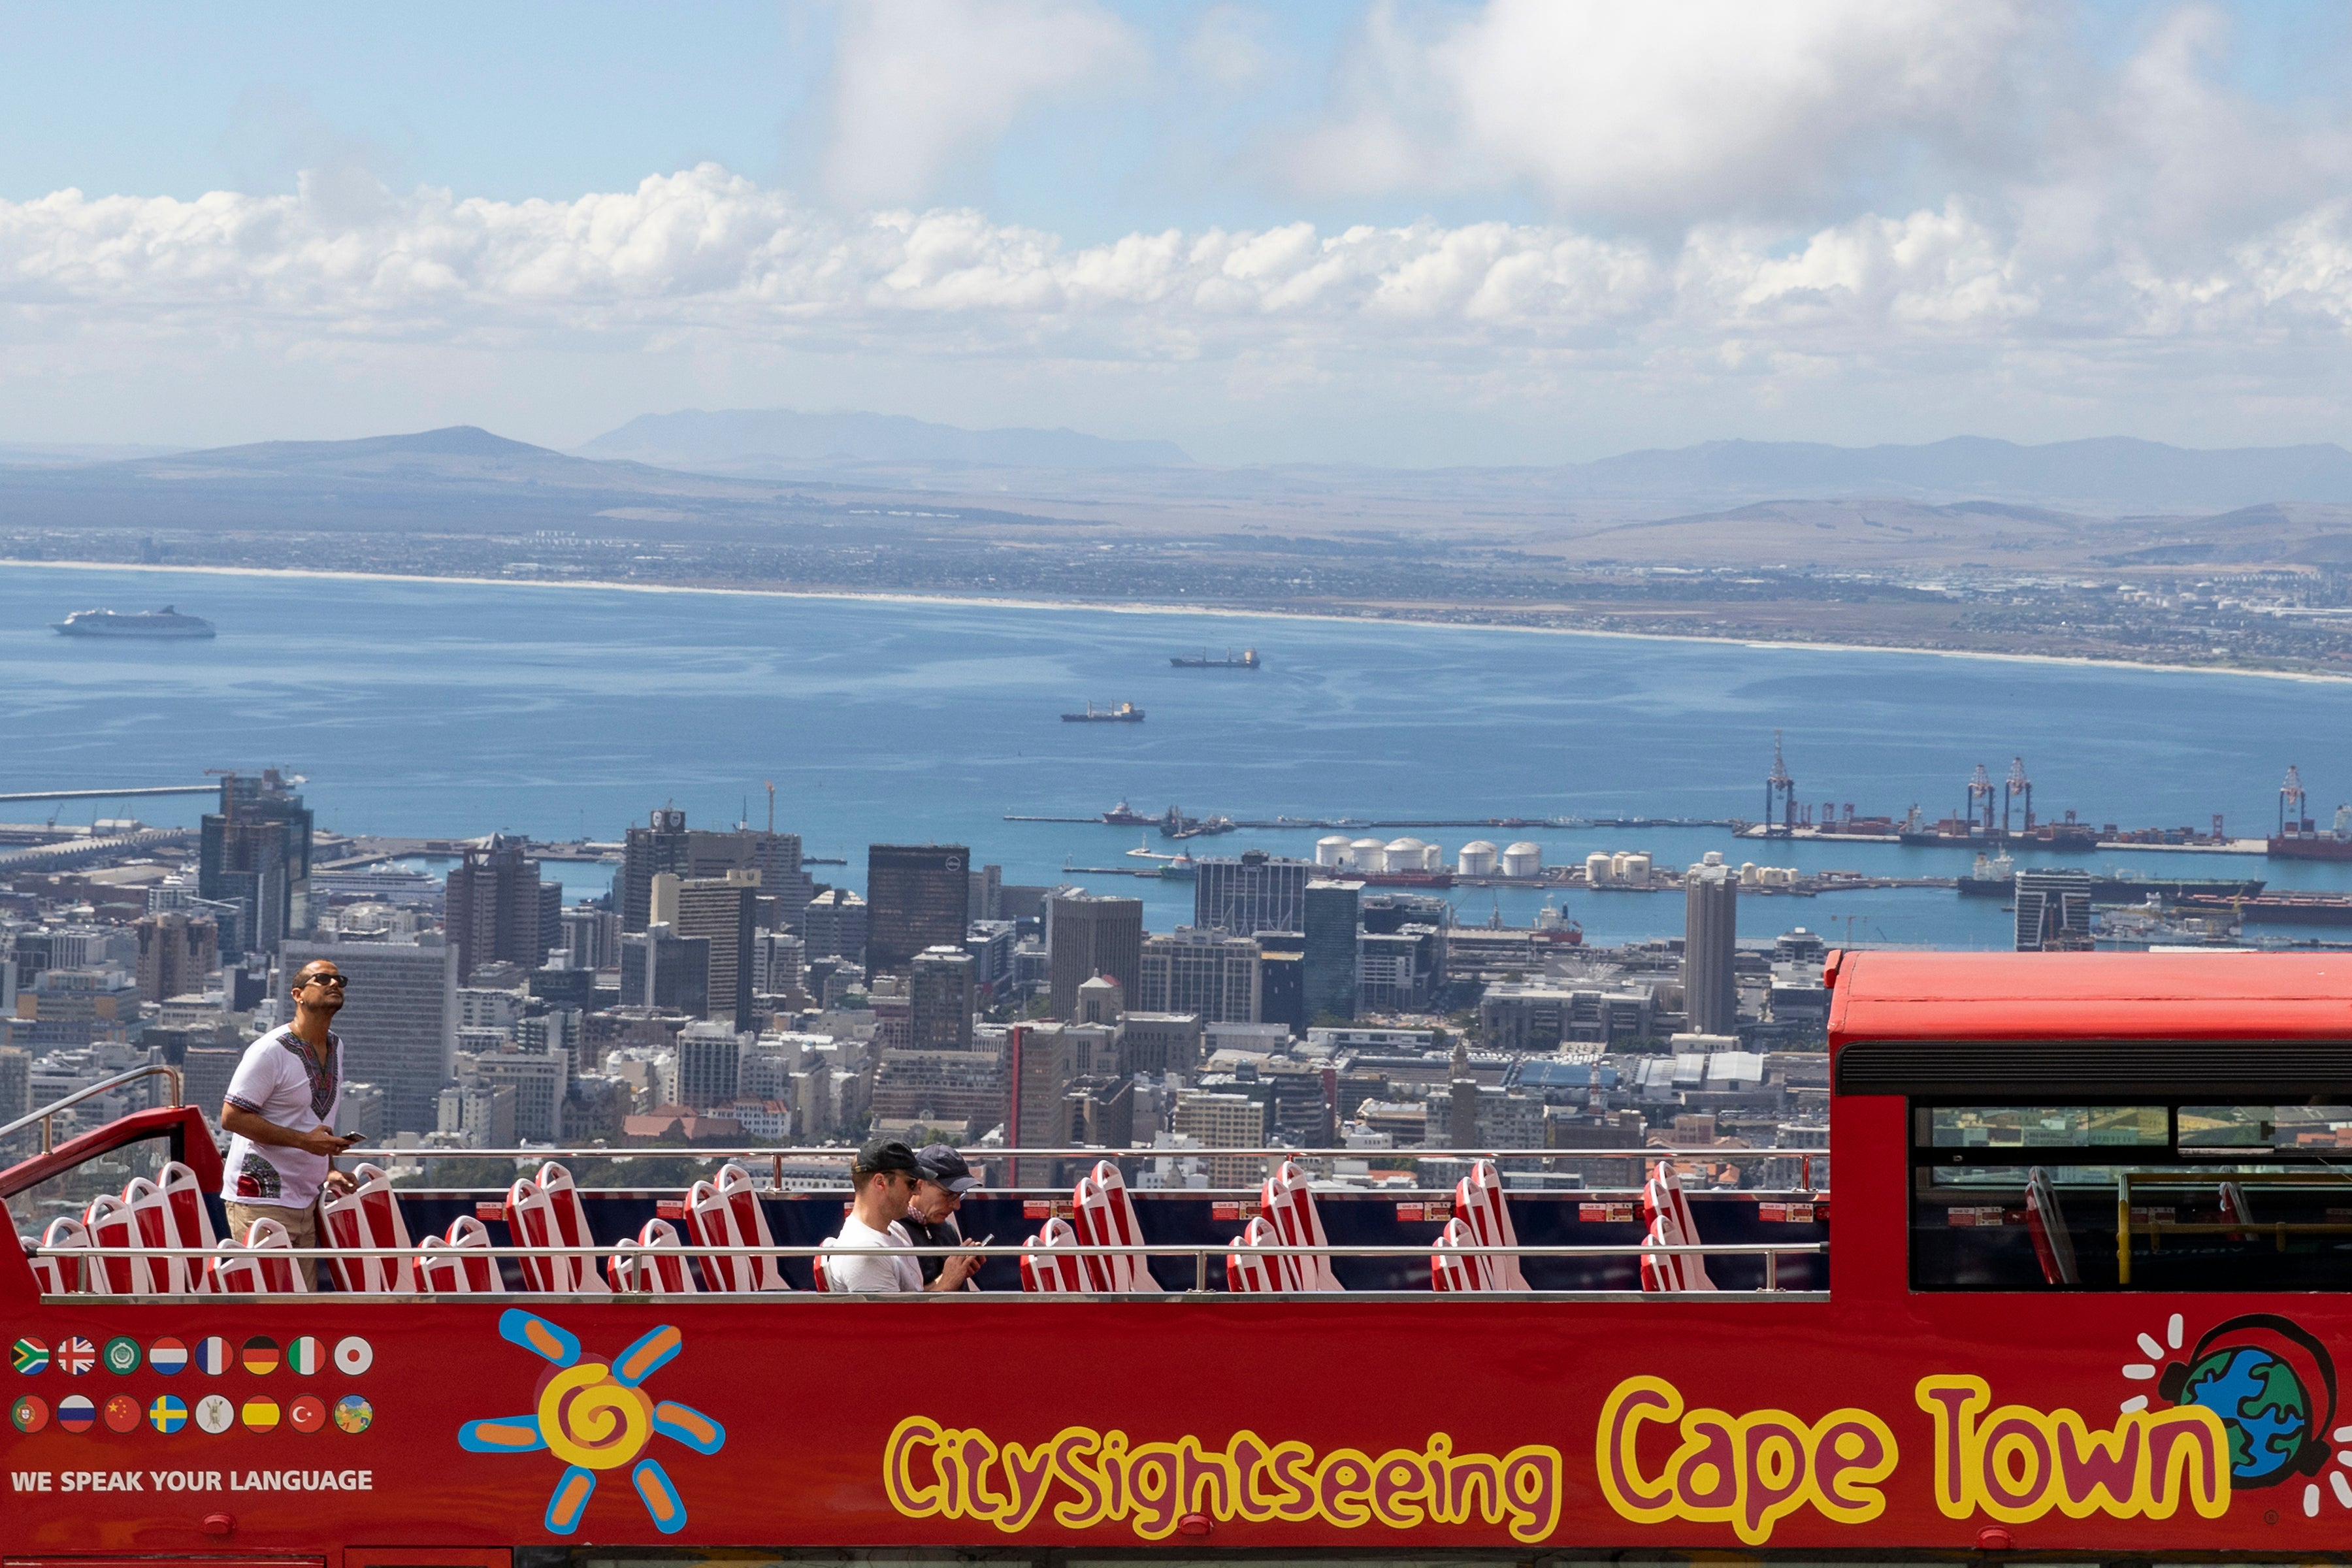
[{"xmin": 459, "ymin": 1308, "xmax": 726, "ymax": 1535}]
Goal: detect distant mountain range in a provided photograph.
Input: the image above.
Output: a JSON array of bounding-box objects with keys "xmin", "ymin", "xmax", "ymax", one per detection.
[{"xmin": 578, "ymin": 407, "xmax": 1193, "ymax": 474}]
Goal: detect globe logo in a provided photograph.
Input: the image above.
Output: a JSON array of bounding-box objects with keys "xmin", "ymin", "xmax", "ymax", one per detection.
[{"xmin": 2178, "ymin": 1346, "xmax": 2314, "ymax": 1484}]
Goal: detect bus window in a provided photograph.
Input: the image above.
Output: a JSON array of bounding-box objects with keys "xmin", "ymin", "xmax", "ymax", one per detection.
[{"xmin": 1912, "ymin": 1100, "xmax": 2352, "ymax": 1291}]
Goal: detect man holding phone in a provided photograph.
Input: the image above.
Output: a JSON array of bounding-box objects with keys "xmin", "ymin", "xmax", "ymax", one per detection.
[
  {"xmin": 219, "ymin": 957, "xmax": 362, "ymax": 1288},
  {"xmin": 904, "ymin": 1144, "xmax": 987, "ymax": 1289}
]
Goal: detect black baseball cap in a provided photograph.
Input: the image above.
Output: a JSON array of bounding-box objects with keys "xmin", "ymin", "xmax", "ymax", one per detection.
[
  {"xmin": 853, "ymin": 1137, "xmax": 920, "ymax": 1177},
  {"xmin": 916, "ymin": 1143, "xmax": 981, "ymax": 1194}
]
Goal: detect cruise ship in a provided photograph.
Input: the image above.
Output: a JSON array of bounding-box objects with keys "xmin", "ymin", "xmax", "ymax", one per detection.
[{"xmin": 51, "ymin": 605, "xmax": 216, "ymax": 638}]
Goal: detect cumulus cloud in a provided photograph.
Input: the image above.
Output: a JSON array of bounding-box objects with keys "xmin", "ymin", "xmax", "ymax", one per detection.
[{"xmin": 819, "ymin": 0, "xmax": 1143, "ymax": 208}]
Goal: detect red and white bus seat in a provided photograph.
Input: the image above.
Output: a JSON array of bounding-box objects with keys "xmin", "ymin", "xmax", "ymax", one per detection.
[
  {"xmin": 208, "ymin": 1216, "xmax": 309, "ymax": 1294},
  {"xmin": 682, "ymin": 1162, "xmax": 789, "ymax": 1292},
  {"xmin": 321, "ymin": 1163, "xmax": 417, "ymax": 1294},
  {"xmin": 503, "ymin": 1162, "xmax": 608, "ymax": 1294},
  {"xmin": 29, "ymin": 1217, "xmax": 88, "ymax": 1294},
  {"xmin": 1226, "ymin": 1216, "xmax": 1287, "ymax": 1292},
  {"xmin": 1640, "ymin": 1160, "xmax": 1716, "ymax": 1290},
  {"xmin": 607, "ymin": 1218, "xmax": 702, "ymax": 1294},
  {"xmin": 417, "ymin": 1215, "xmax": 505, "ymax": 1293},
  {"xmin": 2218, "ymin": 1179, "xmax": 2255, "ymax": 1241},
  {"xmin": 2024, "ymin": 1166, "xmax": 2080, "ymax": 1285},
  {"xmin": 1071, "ymin": 1161, "xmax": 1160, "ymax": 1293},
  {"xmin": 1260, "ymin": 1160, "xmax": 1343, "ymax": 1291},
  {"xmin": 126, "ymin": 1162, "xmax": 216, "ymax": 1294},
  {"xmin": 1453, "ymin": 1158, "xmax": 1529, "ymax": 1290},
  {"xmin": 82, "ymin": 1193, "xmax": 154, "ymax": 1295},
  {"xmin": 1431, "ymin": 1217, "xmax": 1498, "ymax": 1292},
  {"xmin": 1020, "ymin": 1216, "xmax": 1087, "ymax": 1292}
]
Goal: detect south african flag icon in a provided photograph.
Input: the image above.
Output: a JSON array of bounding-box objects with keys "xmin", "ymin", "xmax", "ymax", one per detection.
[
  {"xmin": 12, "ymin": 1337, "xmax": 48, "ymax": 1375},
  {"xmin": 148, "ymin": 1395, "xmax": 187, "ymax": 1433}
]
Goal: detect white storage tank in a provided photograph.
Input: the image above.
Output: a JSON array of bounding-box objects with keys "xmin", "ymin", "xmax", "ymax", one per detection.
[
  {"xmin": 1458, "ymin": 840, "xmax": 1499, "ymax": 876},
  {"xmin": 1350, "ymin": 837, "xmax": 1388, "ymax": 874},
  {"xmin": 1740, "ymin": 861, "xmax": 1760, "ymax": 885},
  {"xmin": 1384, "ymin": 837, "xmax": 1427, "ymax": 872},
  {"xmin": 1624, "ymin": 851, "xmax": 1652, "ymax": 887},
  {"xmin": 1501, "ymin": 841, "xmax": 1543, "ymax": 877},
  {"xmin": 1315, "ymin": 834, "xmax": 1352, "ymax": 868},
  {"xmin": 1586, "ymin": 851, "xmax": 1614, "ymax": 885}
]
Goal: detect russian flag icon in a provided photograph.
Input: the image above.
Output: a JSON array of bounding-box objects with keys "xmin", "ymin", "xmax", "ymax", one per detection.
[{"xmin": 197, "ymin": 1335, "xmax": 230, "ymax": 1376}]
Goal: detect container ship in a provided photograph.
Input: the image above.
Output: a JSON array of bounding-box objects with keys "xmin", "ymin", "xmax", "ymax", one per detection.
[
  {"xmin": 50, "ymin": 605, "xmax": 215, "ymax": 638},
  {"xmin": 1171, "ymin": 647, "xmax": 1259, "ymax": 668},
  {"xmin": 1061, "ymin": 702, "xmax": 1143, "ymax": 723}
]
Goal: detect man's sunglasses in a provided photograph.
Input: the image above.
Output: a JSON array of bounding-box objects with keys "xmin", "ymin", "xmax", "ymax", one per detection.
[{"xmin": 301, "ymin": 973, "xmax": 349, "ymax": 989}]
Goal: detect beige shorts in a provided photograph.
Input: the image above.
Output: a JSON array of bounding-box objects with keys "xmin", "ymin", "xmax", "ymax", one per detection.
[{"xmin": 223, "ymin": 1198, "xmax": 325, "ymax": 1290}]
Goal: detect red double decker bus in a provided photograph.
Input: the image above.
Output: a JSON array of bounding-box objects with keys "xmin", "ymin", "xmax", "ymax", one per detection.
[{"xmin": 6, "ymin": 949, "xmax": 2352, "ymax": 1565}]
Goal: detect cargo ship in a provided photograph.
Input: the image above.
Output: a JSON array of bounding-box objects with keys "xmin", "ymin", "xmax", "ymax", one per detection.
[
  {"xmin": 2270, "ymin": 805, "xmax": 2352, "ymax": 860},
  {"xmin": 2176, "ymin": 890, "xmax": 2352, "ymax": 925},
  {"xmin": 1955, "ymin": 853, "xmax": 2266, "ymax": 902},
  {"xmin": 1171, "ymin": 647, "xmax": 1260, "ymax": 668},
  {"xmin": 50, "ymin": 604, "xmax": 215, "ymax": 638},
  {"xmin": 1061, "ymin": 702, "xmax": 1143, "ymax": 723}
]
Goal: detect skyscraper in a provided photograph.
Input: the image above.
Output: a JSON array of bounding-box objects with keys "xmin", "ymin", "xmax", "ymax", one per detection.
[
  {"xmin": 276, "ymin": 936, "xmax": 456, "ymax": 1134},
  {"xmin": 803, "ymin": 889, "xmax": 867, "ymax": 963},
  {"xmin": 910, "ymin": 945, "xmax": 975, "ymax": 1051},
  {"xmin": 689, "ymin": 827, "xmax": 813, "ymax": 922},
  {"xmin": 2016, "ymin": 870, "xmax": 2094, "ymax": 951},
  {"xmin": 1682, "ymin": 855, "xmax": 1739, "ymax": 1035},
  {"xmin": 199, "ymin": 770, "xmax": 312, "ymax": 960},
  {"xmin": 1137, "ymin": 928, "xmax": 1262, "ymax": 1022},
  {"xmin": 676, "ymin": 1022, "xmax": 743, "ymax": 1109},
  {"xmin": 1047, "ymin": 892, "xmax": 1143, "ymax": 1019},
  {"xmin": 1193, "ymin": 849, "xmax": 1310, "ymax": 936},
  {"xmin": 619, "ymin": 808, "xmax": 692, "ymax": 933},
  {"xmin": 1007, "ymin": 1022, "xmax": 1073, "ymax": 1185},
  {"xmin": 1302, "ymin": 880, "xmax": 1362, "ymax": 1024},
  {"xmin": 619, "ymin": 923, "xmax": 711, "ymax": 1017},
  {"xmin": 866, "ymin": 844, "xmax": 970, "ymax": 977},
  {"xmin": 444, "ymin": 835, "xmax": 562, "ymax": 983},
  {"xmin": 133, "ymin": 911, "xmax": 216, "ymax": 1004},
  {"xmin": 653, "ymin": 870, "xmax": 759, "ymax": 1027}
]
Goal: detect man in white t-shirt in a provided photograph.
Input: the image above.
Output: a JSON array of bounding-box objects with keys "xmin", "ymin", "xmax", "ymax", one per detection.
[
  {"xmin": 219, "ymin": 958, "xmax": 363, "ymax": 1288},
  {"xmin": 826, "ymin": 1137, "xmax": 977, "ymax": 1294}
]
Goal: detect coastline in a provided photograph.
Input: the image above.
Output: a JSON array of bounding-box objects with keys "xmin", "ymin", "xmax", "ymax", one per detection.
[{"xmin": 10, "ymin": 555, "xmax": 2348, "ymax": 687}]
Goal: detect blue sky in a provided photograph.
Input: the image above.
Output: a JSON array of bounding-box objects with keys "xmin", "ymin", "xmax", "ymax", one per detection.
[{"xmin": 0, "ymin": 1, "xmax": 2349, "ymax": 465}]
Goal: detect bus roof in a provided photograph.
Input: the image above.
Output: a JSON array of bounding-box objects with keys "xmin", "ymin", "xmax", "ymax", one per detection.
[{"xmin": 1827, "ymin": 949, "xmax": 2352, "ymax": 1043}]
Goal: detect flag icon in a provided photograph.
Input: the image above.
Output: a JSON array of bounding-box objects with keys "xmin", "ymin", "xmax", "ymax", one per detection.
[
  {"xmin": 148, "ymin": 1394, "xmax": 188, "ymax": 1433},
  {"xmin": 241, "ymin": 1335, "xmax": 280, "ymax": 1375},
  {"xmin": 12, "ymin": 1337, "xmax": 49, "ymax": 1375},
  {"xmin": 240, "ymin": 1396, "xmax": 281, "ymax": 1432},
  {"xmin": 288, "ymin": 1393, "xmax": 326, "ymax": 1433},
  {"xmin": 149, "ymin": 1337, "xmax": 188, "ymax": 1376},
  {"xmin": 102, "ymin": 1336, "xmax": 140, "ymax": 1375},
  {"xmin": 197, "ymin": 1335, "xmax": 230, "ymax": 1375},
  {"xmin": 102, "ymin": 1394, "xmax": 139, "ymax": 1433},
  {"xmin": 287, "ymin": 1335, "xmax": 324, "ymax": 1375},
  {"xmin": 10, "ymin": 1394, "xmax": 47, "ymax": 1433},
  {"xmin": 56, "ymin": 1337, "xmax": 95, "ymax": 1375},
  {"xmin": 334, "ymin": 1335, "xmax": 374, "ymax": 1375},
  {"xmin": 56, "ymin": 1394, "xmax": 95, "ymax": 1432},
  {"xmin": 333, "ymin": 1394, "xmax": 372, "ymax": 1433},
  {"xmin": 193, "ymin": 1394, "xmax": 233, "ymax": 1434}
]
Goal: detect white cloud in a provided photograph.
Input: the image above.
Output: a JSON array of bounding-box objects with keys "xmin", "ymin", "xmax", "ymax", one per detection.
[{"xmin": 819, "ymin": 0, "xmax": 1143, "ymax": 208}]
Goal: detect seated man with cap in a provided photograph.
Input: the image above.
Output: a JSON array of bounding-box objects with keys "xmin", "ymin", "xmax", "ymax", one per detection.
[
  {"xmin": 902, "ymin": 1143, "xmax": 986, "ymax": 1289},
  {"xmin": 825, "ymin": 1137, "xmax": 982, "ymax": 1293}
]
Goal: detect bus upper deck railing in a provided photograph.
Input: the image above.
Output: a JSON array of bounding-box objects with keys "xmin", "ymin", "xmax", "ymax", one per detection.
[{"xmin": 0, "ymin": 1063, "xmax": 182, "ymax": 1154}]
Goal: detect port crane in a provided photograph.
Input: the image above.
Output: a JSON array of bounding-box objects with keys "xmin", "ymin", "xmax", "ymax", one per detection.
[
  {"xmin": 1763, "ymin": 730, "xmax": 1797, "ymax": 836},
  {"xmin": 2002, "ymin": 755, "xmax": 2033, "ymax": 834},
  {"xmin": 2281, "ymin": 763, "xmax": 2310, "ymax": 834}
]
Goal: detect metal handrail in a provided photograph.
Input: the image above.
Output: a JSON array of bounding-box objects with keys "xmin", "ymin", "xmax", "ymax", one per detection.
[
  {"xmin": 0, "ymin": 1064, "xmax": 182, "ymax": 1154},
  {"xmin": 358, "ymin": 1144, "xmax": 1818, "ymax": 1162}
]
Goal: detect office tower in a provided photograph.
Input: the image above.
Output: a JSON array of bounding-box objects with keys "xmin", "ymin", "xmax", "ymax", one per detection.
[
  {"xmin": 909, "ymin": 945, "xmax": 975, "ymax": 1051},
  {"xmin": 468, "ymin": 1046, "xmax": 570, "ymax": 1140},
  {"xmin": 619, "ymin": 923, "xmax": 710, "ymax": 1017},
  {"xmin": 964, "ymin": 921, "xmax": 1016, "ymax": 990},
  {"xmin": 866, "ymin": 845, "xmax": 971, "ymax": 977},
  {"xmin": 969, "ymin": 862, "xmax": 1004, "ymax": 921},
  {"xmin": 1074, "ymin": 974, "xmax": 1123, "ymax": 1025},
  {"xmin": 276, "ymin": 937, "xmax": 457, "ymax": 1134},
  {"xmin": 0, "ymin": 1046, "xmax": 26, "ymax": 1153},
  {"xmin": 1258, "ymin": 951, "xmax": 1303, "ymax": 1034},
  {"xmin": 1007, "ymin": 1022, "xmax": 1075, "ymax": 1184},
  {"xmin": 1137, "ymin": 928, "xmax": 1263, "ymax": 1022},
  {"xmin": 559, "ymin": 906, "xmax": 616, "ymax": 971},
  {"xmin": 1302, "ymin": 880, "xmax": 1362, "ymax": 1024},
  {"xmin": 870, "ymin": 1049, "xmax": 1009, "ymax": 1142},
  {"xmin": 1047, "ymin": 892, "xmax": 1143, "ymax": 1019},
  {"xmin": 619, "ymin": 808, "xmax": 693, "ymax": 933},
  {"xmin": 1682, "ymin": 855, "xmax": 1739, "ymax": 1035},
  {"xmin": 438, "ymin": 1083, "xmax": 517, "ymax": 1148},
  {"xmin": 133, "ymin": 911, "xmax": 216, "ymax": 1004},
  {"xmin": 444, "ymin": 835, "xmax": 561, "ymax": 984},
  {"xmin": 689, "ymin": 826, "xmax": 813, "ymax": 921},
  {"xmin": 1193, "ymin": 849, "xmax": 1311, "ymax": 935},
  {"xmin": 653, "ymin": 870, "xmax": 759, "ymax": 1027},
  {"xmin": 751, "ymin": 929, "xmax": 806, "ymax": 999},
  {"xmin": 179, "ymin": 1045, "xmax": 240, "ymax": 1131},
  {"xmin": 803, "ymin": 889, "xmax": 868, "ymax": 963},
  {"xmin": 1067, "ymin": 1075, "xmax": 1134, "ymax": 1151},
  {"xmin": 1120, "ymin": 1012, "xmax": 1203, "ymax": 1074},
  {"xmin": 676, "ymin": 1022, "xmax": 743, "ymax": 1109},
  {"xmin": 199, "ymin": 769, "xmax": 312, "ymax": 959},
  {"xmin": 2016, "ymin": 870, "xmax": 2094, "ymax": 952},
  {"xmin": 1173, "ymin": 1090, "xmax": 1267, "ymax": 1188}
]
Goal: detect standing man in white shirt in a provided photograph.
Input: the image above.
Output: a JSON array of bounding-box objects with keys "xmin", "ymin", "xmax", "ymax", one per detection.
[
  {"xmin": 219, "ymin": 958, "xmax": 362, "ymax": 1288},
  {"xmin": 823, "ymin": 1137, "xmax": 980, "ymax": 1293}
]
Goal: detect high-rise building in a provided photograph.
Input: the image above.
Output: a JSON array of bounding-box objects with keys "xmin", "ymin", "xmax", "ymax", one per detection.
[
  {"xmin": 1194, "ymin": 849, "xmax": 1311, "ymax": 936},
  {"xmin": 1173, "ymin": 1090, "xmax": 1267, "ymax": 1188},
  {"xmin": 653, "ymin": 870, "xmax": 759, "ymax": 1027},
  {"xmin": 968, "ymin": 862, "xmax": 1004, "ymax": 922},
  {"xmin": 180, "ymin": 1045, "xmax": 241, "ymax": 1132},
  {"xmin": 559, "ymin": 906, "xmax": 617, "ymax": 970},
  {"xmin": 0, "ymin": 1045, "xmax": 27, "ymax": 1154},
  {"xmin": 339, "ymin": 1081, "xmax": 386, "ymax": 1141},
  {"xmin": 689, "ymin": 827, "xmax": 813, "ymax": 923},
  {"xmin": 1120, "ymin": 1012, "xmax": 1203, "ymax": 1074},
  {"xmin": 1302, "ymin": 880, "xmax": 1362, "ymax": 1024},
  {"xmin": 466, "ymin": 1045, "xmax": 570, "ymax": 1141},
  {"xmin": 444, "ymin": 836, "xmax": 562, "ymax": 983},
  {"xmin": 870, "ymin": 1049, "xmax": 1009, "ymax": 1141},
  {"xmin": 1047, "ymin": 892, "xmax": 1143, "ymax": 1019},
  {"xmin": 802, "ymin": 889, "xmax": 868, "ymax": 963},
  {"xmin": 909, "ymin": 945, "xmax": 975, "ymax": 1051},
  {"xmin": 619, "ymin": 808, "xmax": 693, "ymax": 933},
  {"xmin": 1137, "ymin": 928, "xmax": 1263, "ymax": 1022},
  {"xmin": 276, "ymin": 936, "xmax": 457, "ymax": 1134},
  {"xmin": 619, "ymin": 923, "xmax": 710, "ymax": 1017},
  {"xmin": 750, "ymin": 929, "xmax": 806, "ymax": 1000},
  {"xmin": 1258, "ymin": 951, "xmax": 1304, "ymax": 1034},
  {"xmin": 1682, "ymin": 855, "xmax": 1739, "ymax": 1035},
  {"xmin": 866, "ymin": 845, "xmax": 971, "ymax": 977},
  {"xmin": 199, "ymin": 770, "xmax": 312, "ymax": 959},
  {"xmin": 676, "ymin": 1022, "xmax": 743, "ymax": 1109},
  {"xmin": 2016, "ymin": 870, "xmax": 2094, "ymax": 952},
  {"xmin": 133, "ymin": 911, "xmax": 216, "ymax": 1004},
  {"xmin": 1007, "ymin": 1022, "xmax": 1072, "ymax": 1184}
]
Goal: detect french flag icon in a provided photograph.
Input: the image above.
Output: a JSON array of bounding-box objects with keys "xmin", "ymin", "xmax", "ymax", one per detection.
[{"xmin": 197, "ymin": 1335, "xmax": 231, "ymax": 1375}]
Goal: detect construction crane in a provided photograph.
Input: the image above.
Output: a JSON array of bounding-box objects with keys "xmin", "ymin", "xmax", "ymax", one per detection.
[
  {"xmin": 1967, "ymin": 764, "xmax": 1995, "ymax": 834},
  {"xmin": 1765, "ymin": 730, "xmax": 1798, "ymax": 836},
  {"xmin": 2003, "ymin": 756, "xmax": 2033, "ymax": 834},
  {"xmin": 2281, "ymin": 764, "xmax": 2310, "ymax": 835}
]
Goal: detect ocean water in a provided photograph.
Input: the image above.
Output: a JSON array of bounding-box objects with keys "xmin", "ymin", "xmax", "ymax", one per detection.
[{"xmin": 7, "ymin": 563, "xmax": 2352, "ymax": 950}]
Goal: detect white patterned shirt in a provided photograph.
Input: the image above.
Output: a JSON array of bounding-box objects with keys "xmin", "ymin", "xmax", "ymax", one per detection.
[{"xmin": 219, "ymin": 1025, "xmax": 342, "ymax": 1209}]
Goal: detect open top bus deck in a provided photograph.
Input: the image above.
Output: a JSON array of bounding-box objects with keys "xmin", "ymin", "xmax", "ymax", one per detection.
[{"xmin": 7, "ymin": 951, "xmax": 2352, "ymax": 1563}]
